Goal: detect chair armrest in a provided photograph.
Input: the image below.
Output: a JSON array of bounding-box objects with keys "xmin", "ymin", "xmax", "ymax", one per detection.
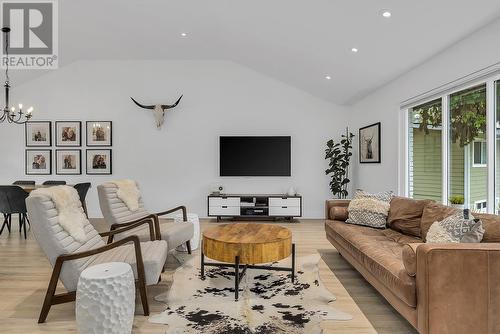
[
  {"xmin": 325, "ymin": 199, "xmax": 350, "ymax": 220},
  {"xmin": 101, "ymin": 215, "xmax": 156, "ymax": 243},
  {"xmin": 416, "ymin": 243, "xmax": 500, "ymax": 334},
  {"xmin": 153, "ymin": 206, "xmax": 188, "ymax": 240},
  {"xmin": 155, "ymin": 205, "xmax": 187, "ymax": 221}
]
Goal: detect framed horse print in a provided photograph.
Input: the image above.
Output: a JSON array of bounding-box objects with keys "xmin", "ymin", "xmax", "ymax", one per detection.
[{"xmin": 359, "ymin": 122, "xmax": 381, "ymax": 163}]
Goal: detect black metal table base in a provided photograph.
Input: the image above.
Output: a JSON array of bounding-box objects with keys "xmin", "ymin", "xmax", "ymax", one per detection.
[{"xmin": 201, "ymin": 243, "xmax": 295, "ymax": 301}]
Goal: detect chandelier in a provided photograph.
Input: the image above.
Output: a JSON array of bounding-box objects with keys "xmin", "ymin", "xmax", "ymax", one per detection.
[{"xmin": 0, "ymin": 27, "xmax": 33, "ymax": 124}]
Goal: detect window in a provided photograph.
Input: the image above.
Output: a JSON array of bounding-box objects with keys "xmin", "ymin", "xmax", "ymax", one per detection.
[
  {"xmin": 406, "ymin": 83, "xmax": 490, "ymax": 211},
  {"xmin": 472, "ymin": 141, "xmax": 487, "ymax": 167},
  {"xmin": 474, "ymin": 200, "xmax": 487, "ymax": 213}
]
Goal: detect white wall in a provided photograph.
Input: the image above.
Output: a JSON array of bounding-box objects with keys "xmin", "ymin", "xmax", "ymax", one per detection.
[
  {"xmin": 0, "ymin": 60, "xmax": 348, "ymax": 218},
  {"xmin": 349, "ymin": 17, "xmax": 500, "ymax": 194}
]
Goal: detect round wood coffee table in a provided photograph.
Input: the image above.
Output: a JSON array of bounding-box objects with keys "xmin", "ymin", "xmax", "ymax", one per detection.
[{"xmin": 201, "ymin": 223, "xmax": 295, "ymax": 300}]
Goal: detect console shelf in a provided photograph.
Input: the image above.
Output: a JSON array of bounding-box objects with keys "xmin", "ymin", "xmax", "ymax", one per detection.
[{"xmin": 207, "ymin": 194, "xmax": 302, "ymax": 221}]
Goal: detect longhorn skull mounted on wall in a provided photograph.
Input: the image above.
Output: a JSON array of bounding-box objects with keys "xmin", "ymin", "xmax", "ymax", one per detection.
[{"xmin": 130, "ymin": 95, "xmax": 183, "ymax": 129}]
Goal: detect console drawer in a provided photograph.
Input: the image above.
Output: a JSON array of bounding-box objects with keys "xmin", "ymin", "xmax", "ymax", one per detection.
[
  {"xmin": 269, "ymin": 197, "xmax": 301, "ymax": 208},
  {"xmin": 208, "ymin": 197, "xmax": 240, "ymax": 207},
  {"xmin": 269, "ymin": 206, "xmax": 301, "ymax": 217},
  {"xmin": 208, "ymin": 205, "xmax": 240, "ymax": 216}
]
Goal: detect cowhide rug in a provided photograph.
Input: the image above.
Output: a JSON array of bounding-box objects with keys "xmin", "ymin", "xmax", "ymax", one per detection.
[{"xmin": 149, "ymin": 254, "xmax": 352, "ymax": 333}]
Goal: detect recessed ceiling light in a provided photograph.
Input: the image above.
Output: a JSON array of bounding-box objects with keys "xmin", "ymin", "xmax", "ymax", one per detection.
[
  {"xmin": 180, "ymin": 32, "xmax": 187, "ymax": 37},
  {"xmin": 351, "ymin": 47, "xmax": 358, "ymax": 53},
  {"xmin": 382, "ymin": 11, "xmax": 392, "ymax": 18},
  {"xmin": 325, "ymin": 75, "xmax": 331, "ymax": 80}
]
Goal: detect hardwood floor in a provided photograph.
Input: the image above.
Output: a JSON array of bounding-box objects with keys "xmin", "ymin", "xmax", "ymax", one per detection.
[{"xmin": 0, "ymin": 218, "xmax": 417, "ymax": 333}]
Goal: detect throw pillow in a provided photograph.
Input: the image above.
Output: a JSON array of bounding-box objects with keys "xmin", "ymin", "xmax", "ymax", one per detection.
[
  {"xmin": 474, "ymin": 213, "xmax": 500, "ymax": 243},
  {"xmin": 426, "ymin": 210, "xmax": 485, "ymax": 243},
  {"xmin": 420, "ymin": 202, "xmax": 458, "ymax": 241},
  {"xmin": 387, "ymin": 197, "xmax": 431, "ymax": 238},
  {"xmin": 345, "ymin": 190, "xmax": 393, "ymax": 228}
]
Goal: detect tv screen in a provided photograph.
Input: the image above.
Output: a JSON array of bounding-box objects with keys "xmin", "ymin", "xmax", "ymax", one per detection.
[{"xmin": 220, "ymin": 136, "xmax": 291, "ymax": 176}]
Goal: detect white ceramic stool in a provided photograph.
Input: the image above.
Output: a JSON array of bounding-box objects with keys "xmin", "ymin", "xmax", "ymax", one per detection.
[
  {"xmin": 76, "ymin": 262, "xmax": 135, "ymax": 334},
  {"xmin": 174, "ymin": 213, "xmax": 200, "ymax": 251}
]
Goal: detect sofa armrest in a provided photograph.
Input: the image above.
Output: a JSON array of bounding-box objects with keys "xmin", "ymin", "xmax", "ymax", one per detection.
[
  {"xmin": 325, "ymin": 199, "xmax": 350, "ymax": 220},
  {"xmin": 416, "ymin": 243, "xmax": 500, "ymax": 334},
  {"xmin": 402, "ymin": 243, "xmax": 420, "ymax": 277}
]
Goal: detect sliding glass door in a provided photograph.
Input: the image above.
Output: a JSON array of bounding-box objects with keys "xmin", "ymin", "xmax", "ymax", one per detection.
[
  {"xmin": 408, "ymin": 99, "xmax": 442, "ymax": 201},
  {"xmin": 496, "ymin": 81, "xmax": 500, "ymax": 214},
  {"xmin": 449, "ymin": 84, "xmax": 487, "ymax": 211}
]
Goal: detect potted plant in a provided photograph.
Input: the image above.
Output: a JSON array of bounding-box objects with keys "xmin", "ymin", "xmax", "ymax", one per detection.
[
  {"xmin": 325, "ymin": 127, "xmax": 355, "ymax": 199},
  {"xmin": 449, "ymin": 195, "xmax": 465, "ymax": 209}
]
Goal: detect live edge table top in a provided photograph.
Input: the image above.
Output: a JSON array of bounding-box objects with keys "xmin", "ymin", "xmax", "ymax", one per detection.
[{"xmin": 202, "ymin": 223, "xmax": 292, "ymax": 264}]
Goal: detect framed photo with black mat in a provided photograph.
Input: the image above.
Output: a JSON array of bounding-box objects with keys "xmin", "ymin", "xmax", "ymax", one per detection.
[
  {"xmin": 55, "ymin": 149, "xmax": 81, "ymax": 175},
  {"xmin": 26, "ymin": 149, "xmax": 52, "ymax": 175},
  {"xmin": 359, "ymin": 122, "xmax": 381, "ymax": 163},
  {"xmin": 86, "ymin": 121, "xmax": 112, "ymax": 146},
  {"xmin": 55, "ymin": 121, "xmax": 81, "ymax": 147},
  {"xmin": 25, "ymin": 121, "xmax": 51, "ymax": 147},
  {"xmin": 86, "ymin": 149, "xmax": 112, "ymax": 174}
]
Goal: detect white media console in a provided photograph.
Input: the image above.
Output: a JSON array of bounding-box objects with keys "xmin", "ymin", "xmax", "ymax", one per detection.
[{"xmin": 207, "ymin": 194, "xmax": 302, "ymax": 221}]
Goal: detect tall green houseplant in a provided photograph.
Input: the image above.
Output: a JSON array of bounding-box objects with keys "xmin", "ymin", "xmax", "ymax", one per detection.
[{"xmin": 325, "ymin": 128, "xmax": 355, "ymax": 199}]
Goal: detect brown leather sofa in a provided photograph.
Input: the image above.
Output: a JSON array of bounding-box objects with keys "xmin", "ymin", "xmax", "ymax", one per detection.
[{"xmin": 325, "ymin": 197, "xmax": 500, "ymax": 334}]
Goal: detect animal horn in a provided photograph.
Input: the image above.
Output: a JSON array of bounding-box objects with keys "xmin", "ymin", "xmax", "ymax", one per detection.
[
  {"xmin": 161, "ymin": 95, "xmax": 183, "ymax": 110},
  {"xmin": 130, "ymin": 97, "xmax": 155, "ymax": 110}
]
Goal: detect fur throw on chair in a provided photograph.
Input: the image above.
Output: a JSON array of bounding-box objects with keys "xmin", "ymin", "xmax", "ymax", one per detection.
[
  {"xmin": 111, "ymin": 179, "xmax": 140, "ymax": 211},
  {"xmin": 31, "ymin": 185, "xmax": 87, "ymax": 243}
]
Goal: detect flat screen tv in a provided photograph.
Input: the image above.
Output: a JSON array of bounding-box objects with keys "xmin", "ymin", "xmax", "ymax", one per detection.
[{"xmin": 220, "ymin": 136, "xmax": 291, "ymax": 176}]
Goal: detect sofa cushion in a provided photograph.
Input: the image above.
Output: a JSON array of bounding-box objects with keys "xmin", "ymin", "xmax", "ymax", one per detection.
[
  {"xmin": 387, "ymin": 197, "xmax": 430, "ymax": 238},
  {"xmin": 420, "ymin": 202, "xmax": 458, "ymax": 241},
  {"xmin": 382, "ymin": 228, "xmax": 423, "ymax": 244},
  {"xmin": 345, "ymin": 190, "xmax": 393, "ymax": 228},
  {"xmin": 325, "ymin": 220, "xmax": 418, "ymax": 307},
  {"xmin": 475, "ymin": 213, "xmax": 500, "ymax": 243},
  {"xmin": 329, "ymin": 206, "xmax": 348, "ymax": 221}
]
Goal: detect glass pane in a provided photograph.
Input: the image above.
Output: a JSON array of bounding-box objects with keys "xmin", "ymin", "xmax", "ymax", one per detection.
[
  {"xmin": 449, "ymin": 84, "xmax": 487, "ymax": 212},
  {"xmin": 473, "ymin": 142, "xmax": 482, "ymax": 165},
  {"xmin": 408, "ymin": 98, "xmax": 442, "ymax": 201}
]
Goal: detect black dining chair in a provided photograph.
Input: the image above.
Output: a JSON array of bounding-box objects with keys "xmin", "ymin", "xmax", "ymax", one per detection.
[
  {"xmin": 0, "ymin": 188, "xmax": 11, "ymax": 235},
  {"xmin": 13, "ymin": 180, "xmax": 36, "ymax": 186},
  {"xmin": 0, "ymin": 186, "xmax": 29, "ymax": 239},
  {"xmin": 73, "ymin": 183, "xmax": 91, "ymax": 217},
  {"xmin": 42, "ymin": 181, "xmax": 66, "ymax": 185}
]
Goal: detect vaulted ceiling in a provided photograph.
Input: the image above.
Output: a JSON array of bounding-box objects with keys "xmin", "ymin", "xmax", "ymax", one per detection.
[{"xmin": 15, "ymin": 0, "xmax": 500, "ymax": 105}]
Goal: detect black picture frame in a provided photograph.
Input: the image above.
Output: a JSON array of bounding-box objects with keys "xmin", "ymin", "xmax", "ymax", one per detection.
[
  {"xmin": 25, "ymin": 149, "xmax": 52, "ymax": 175},
  {"xmin": 359, "ymin": 122, "xmax": 381, "ymax": 164},
  {"xmin": 25, "ymin": 121, "xmax": 52, "ymax": 147},
  {"xmin": 86, "ymin": 121, "xmax": 112, "ymax": 146},
  {"xmin": 55, "ymin": 149, "xmax": 82, "ymax": 175},
  {"xmin": 55, "ymin": 121, "xmax": 82, "ymax": 147},
  {"xmin": 86, "ymin": 149, "xmax": 112, "ymax": 175}
]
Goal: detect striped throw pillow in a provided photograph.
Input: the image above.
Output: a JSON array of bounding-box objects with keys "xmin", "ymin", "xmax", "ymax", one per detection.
[{"xmin": 346, "ymin": 190, "xmax": 393, "ymax": 228}]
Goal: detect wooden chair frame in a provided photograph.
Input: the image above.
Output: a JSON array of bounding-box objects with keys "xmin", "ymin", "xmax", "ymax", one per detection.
[
  {"xmin": 107, "ymin": 206, "xmax": 192, "ymax": 254},
  {"xmin": 38, "ymin": 217, "xmax": 156, "ymax": 323}
]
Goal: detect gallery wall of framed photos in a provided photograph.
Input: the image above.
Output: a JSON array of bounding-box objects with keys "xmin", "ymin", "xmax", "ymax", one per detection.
[{"xmin": 24, "ymin": 121, "xmax": 113, "ymax": 175}]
